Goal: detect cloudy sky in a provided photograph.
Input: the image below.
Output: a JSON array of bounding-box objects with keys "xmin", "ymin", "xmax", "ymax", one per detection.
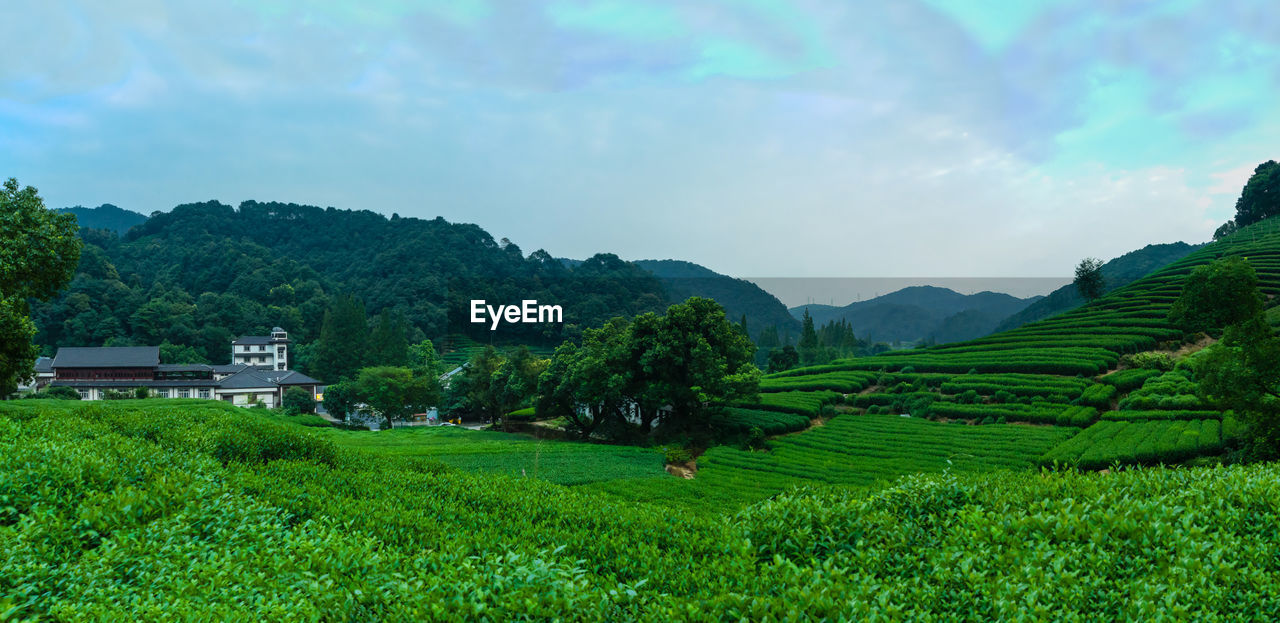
[{"xmin": 3, "ymin": 1, "xmax": 1278, "ymax": 286}]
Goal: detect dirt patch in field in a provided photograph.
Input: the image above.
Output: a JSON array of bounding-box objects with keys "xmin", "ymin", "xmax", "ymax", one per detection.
[{"xmin": 665, "ymin": 461, "xmax": 698, "ymax": 479}]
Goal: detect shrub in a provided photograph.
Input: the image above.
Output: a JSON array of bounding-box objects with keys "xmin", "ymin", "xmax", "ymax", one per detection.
[
  {"xmin": 663, "ymin": 445, "xmax": 693, "ymax": 465},
  {"xmin": 134, "ymin": 387, "xmax": 149, "ymax": 399},
  {"xmin": 281, "ymin": 387, "xmax": 316, "ymax": 415}
]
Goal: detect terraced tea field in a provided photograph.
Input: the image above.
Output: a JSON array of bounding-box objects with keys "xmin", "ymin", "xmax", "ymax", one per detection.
[{"xmin": 585, "ymin": 413, "xmax": 1074, "ymax": 513}]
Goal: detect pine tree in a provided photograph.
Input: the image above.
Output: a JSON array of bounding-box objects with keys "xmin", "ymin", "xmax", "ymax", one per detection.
[
  {"xmin": 311, "ymin": 294, "xmax": 369, "ymax": 382},
  {"xmin": 369, "ymin": 309, "xmax": 410, "ymax": 366}
]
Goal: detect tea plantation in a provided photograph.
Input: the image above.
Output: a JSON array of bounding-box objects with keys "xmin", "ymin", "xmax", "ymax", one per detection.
[{"xmin": 6, "ymin": 399, "xmax": 1280, "ymax": 620}]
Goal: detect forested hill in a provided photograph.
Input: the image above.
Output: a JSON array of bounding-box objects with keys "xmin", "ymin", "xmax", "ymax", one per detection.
[
  {"xmin": 633, "ymin": 259, "xmax": 800, "ymax": 340},
  {"xmin": 992, "ymin": 242, "xmax": 1203, "ymax": 333},
  {"xmin": 792, "ymin": 286, "xmax": 1040, "ymax": 345},
  {"xmin": 32, "ymin": 201, "xmax": 668, "ymax": 364},
  {"xmin": 57, "ymin": 204, "xmax": 148, "ymax": 235}
]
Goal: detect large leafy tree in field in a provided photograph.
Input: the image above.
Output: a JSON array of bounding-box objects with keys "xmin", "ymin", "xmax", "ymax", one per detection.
[
  {"xmin": 0, "ymin": 179, "xmax": 81, "ymax": 394},
  {"xmin": 1168, "ymin": 256, "xmax": 1263, "ymax": 334},
  {"xmin": 1074, "ymin": 257, "xmax": 1105, "ymax": 302},
  {"xmin": 1233, "ymin": 160, "xmax": 1280, "ymax": 227},
  {"xmin": 632, "ymin": 297, "xmax": 759, "ymax": 434},
  {"xmin": 354, "ymin": 366, "xmax": 438, "ymax": 430}
]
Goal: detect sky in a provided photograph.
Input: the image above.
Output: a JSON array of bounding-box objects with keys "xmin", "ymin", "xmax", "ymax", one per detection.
[{"xmin": 3, "ymin": 0, "xmax": 1278, "ymax": 290}]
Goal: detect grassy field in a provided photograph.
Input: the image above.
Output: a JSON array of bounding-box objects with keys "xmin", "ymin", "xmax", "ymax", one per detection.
[{"xmin": 311, "ymin": 424, "xmax": 665, "ymax": 485}]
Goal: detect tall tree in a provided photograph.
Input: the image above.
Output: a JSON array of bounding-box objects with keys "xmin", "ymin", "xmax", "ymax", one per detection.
[
  {"xmin": 368, "ymin": 308, "xmax": 410, "ymax": 366},
  {"xmin": 0, "ymin": 178, "xmax": 81, "ymax": 394},
  {"xmin": 797, "ymin": 309, "xmax": 820, "ymax": 364},
  {"xmin": 1233, "ymin": 160, "xmax": 1280, "ymax": 227},
  {"xmin": 408, "ymin": 339, "xmax": 443, "ymax": 378},
  {"xmin": 310, "ymin": 294, "xmax": 368, "ymax": 382},
  {"xmin": 1074, "ymin": 257, "xmax": 1105, "ymax": 302}
]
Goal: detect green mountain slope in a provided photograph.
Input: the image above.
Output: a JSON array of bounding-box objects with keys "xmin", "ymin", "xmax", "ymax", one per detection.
[
  {"xmin": 32, "ymin": 201, "xmax": 668, "ymax": 363},
  {"xmin": 992, "ymin": 242, "xmax": 1202, "ymax": 333},
  {"xmin": 633, "ymin": 259, "xmax": 800, "ymax": 338},
  {"xmin": 58, "ymin": 204, "xmax": 149, "ymax": 235}
]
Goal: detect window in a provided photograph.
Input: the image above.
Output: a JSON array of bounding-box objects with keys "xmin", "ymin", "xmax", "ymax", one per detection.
[
  {"xmin": 259, "ymin": 345, "xmax": 266, "ymax": 352},
  {"xmin": 277, "ymin": 363, "xmax": 286, "ymax": 370},
  {"xmin": 199, "ymin": 388, "xmax": 211, "ymax": 399},
  {"xmin": 157, "ymin": 389, "xmax": 169, "ymax": 398},
  {"xmin": 77, "ymin": 389, "xmax": 90, "ymax": 400},
  {"xmin": 179, "ymin": 388, "xmax": 191, "ymax": 399}
]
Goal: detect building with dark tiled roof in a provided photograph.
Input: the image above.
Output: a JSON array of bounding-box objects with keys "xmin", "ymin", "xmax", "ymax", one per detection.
[{"xmin": 45, "ymin": 334, "xmax": 321, "ymax": 407}]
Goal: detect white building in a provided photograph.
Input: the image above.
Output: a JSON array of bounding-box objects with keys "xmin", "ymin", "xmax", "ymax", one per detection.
[{"xmin": 232, "ymin": 327, "xmax": 290, "ymax": 370}]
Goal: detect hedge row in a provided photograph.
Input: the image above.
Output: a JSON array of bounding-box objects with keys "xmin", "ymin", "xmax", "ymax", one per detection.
[
  {"xmin": 710, "ymin": 408, "xmax": 813, "ymax": 436},
  {"xmin": 1100, "ymin": 410, "xmax": 1224, "ymax": 422},
  {"xmin": 929, "ymin": 403, "xmax": 1095, "ymax": 427},
  {"xmin": 1041, "ymin": 419, "xmax": 1223, "ymax": 470}
]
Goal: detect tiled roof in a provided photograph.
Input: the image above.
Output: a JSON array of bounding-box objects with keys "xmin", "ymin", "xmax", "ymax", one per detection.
[{"xmin": 52, "ymin": 346, "xmax": 159, "ymax": 368}]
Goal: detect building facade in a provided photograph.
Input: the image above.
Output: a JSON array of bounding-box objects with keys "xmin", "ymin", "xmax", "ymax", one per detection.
[
  {"xmin": 46, "ymin": 345, "xmax": 320, "ymax": 407},
  {"xmin": 232, "ymin": 327, "xmax": 290, "ymax": 370}
]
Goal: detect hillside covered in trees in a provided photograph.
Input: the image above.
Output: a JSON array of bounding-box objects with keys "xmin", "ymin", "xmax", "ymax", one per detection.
[
  {"xmin": 31, "ymin": 201, "xmax": 671, "ymax": 367},
  {"xmin": 632, "ymin": 259, "xmax": 800, "ymax": 340}
]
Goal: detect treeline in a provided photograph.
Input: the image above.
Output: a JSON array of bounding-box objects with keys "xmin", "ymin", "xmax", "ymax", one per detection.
[
  {"xmin": 30, "ymin": 201, "xmax": 671, "ymax": 365},
  {"xmin": 758, "ymin": 311, "xmax": 889, "ymax": 373}
]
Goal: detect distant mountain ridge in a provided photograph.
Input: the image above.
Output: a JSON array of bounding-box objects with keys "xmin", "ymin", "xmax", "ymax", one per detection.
[
  {"xmin": 57, "ymin": 204, "xmax": 149, "ymax": 235},
  {"xmin": 791, "ymin": 285, "xmax": 1041, "ymax": 345},
  {"xmin": 992, "ymin": 242, "xmax": 1203, "ymax": 333},
  {"xmin": 632, "ymin": 260, "xmax": 801, "ymax": 338}
]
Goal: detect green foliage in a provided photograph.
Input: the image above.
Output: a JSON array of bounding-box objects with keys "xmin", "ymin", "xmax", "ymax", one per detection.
[
  {"xmin": 709, "ymin": 408, "xmax": 811, "ymax": 436},
  {"xmin": 765, "ymin": 345, "xmax": 799, "ymax": 373},
  {"xmin": 354, "ymin": 366, "xmax": 438, "ymax": 430},
  {"xmin": 1117, "ymin": 368, "xmax": 1209, "ymax": 411},
  {"xmin": 311, "ymin": 294, "xmax": 368, "ymax": 383},
  {"xmin": 540, "ymin": 297, "xmax": 758, "ymax": 439},
  {"xmin": 1232, "ymin": 159, "xmax": 1280, "ymax": 226},
  {"xmin": 744, "ymin": 390, "xmax": 842, "ymax": 416},
  {"xmin": 29, "ymin": 386, "xmax": 81, "ymax": 400},
  {"xmin": 0, "ymin": 178, "xmax": 82, "ymax": 395},
  {"xmin": 662, "ymin": 445, "xmax": 693, "ymax": 465},
  {"xmin": 368, "ymin": 308, "xmax": 411, "ymax": 366},
  {"xmin": 281, "ymin": 387, "xmax": 316, "ymax": 415},
  {"xmin": 1168, "ymin": 257, "xmax": 1263, "ymax": 333},
  {"xmin": 158, "ymin": 340, "xmax": 209, "ymax": 364},
  {"xmin": 408, "ymin": 339, "xmax": 442, "ymax": 378},
  {"xmin": 31, "ymin": 203, "xmax": 668, "ymax": 367},
  {"xmin": 1074, "ymin": 257, "xmax": 1105, "ymax": 301},
  {"xmin": 321, "ymin": 381, "xmax": 356, "ymax": 421},
  {"xmin": 1098, "ymin": 367, "xmax": 1162, "ymax": 392},
  {"xmin": 1121, "ymin": 350, "xmax": 1174, "ymax": 371},
  {"xmin": 1041, "ymin": 419, "xmax": 1224, "ymax": 468}
]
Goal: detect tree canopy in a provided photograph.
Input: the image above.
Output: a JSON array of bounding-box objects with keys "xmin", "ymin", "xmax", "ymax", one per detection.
[
  {"xmin": 537, "ymin": 297, "xmax": 759, "ymax": 440},
  {"xmin": 1, "ymin": 179, "xmax": 82, "ymax": 394},
  {"xmin": 1073, "ymin": 257, "xmax": 1105, "ymax": 302},
  {"xmin": 1233, "ymin": 160, "xmax": 1280, "ymax": 227},
  {"xmin": 1168, "ymin": 256, "xmax": 1263, "ymax": 334}
]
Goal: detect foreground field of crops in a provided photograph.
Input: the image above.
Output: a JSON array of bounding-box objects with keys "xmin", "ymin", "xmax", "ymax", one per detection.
[{"xmin": 6, "ymin": 399, "xmax": 1280, "ymax": 620}]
